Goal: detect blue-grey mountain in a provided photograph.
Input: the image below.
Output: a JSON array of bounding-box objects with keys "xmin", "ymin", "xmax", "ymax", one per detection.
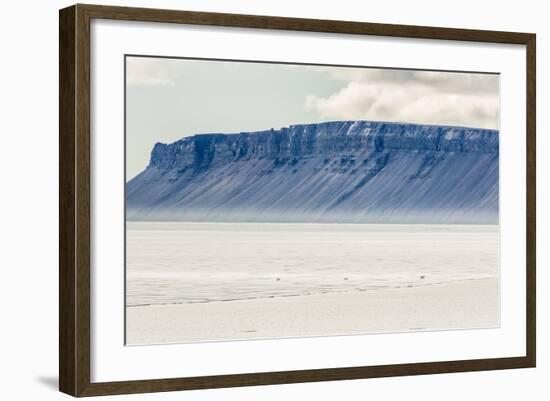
[{"xmin": 127, "ymin": 121, "xmax": 499, "ymax": 224}]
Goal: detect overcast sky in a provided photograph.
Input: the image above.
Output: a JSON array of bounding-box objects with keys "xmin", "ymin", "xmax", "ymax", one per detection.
[{"xmin": 126, "ymin": 56, "xmax": 499, "ymax": 179}]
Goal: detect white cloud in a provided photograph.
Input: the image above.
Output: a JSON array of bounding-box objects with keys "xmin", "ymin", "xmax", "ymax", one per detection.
[
  {"xmin": 305, "ymin": 69, "xmax": 499, "ymax": 129},
  {"xmin": 126, "ymin": 57, "xmax": 183, "ymax": 87}
]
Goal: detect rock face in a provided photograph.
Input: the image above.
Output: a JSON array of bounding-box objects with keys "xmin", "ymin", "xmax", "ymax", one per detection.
[{"xmin": 126, "ymin": 121, "xmax": 499, "ymax": 224}]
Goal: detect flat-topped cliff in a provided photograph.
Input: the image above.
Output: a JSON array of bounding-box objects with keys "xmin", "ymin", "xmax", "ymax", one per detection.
[{"xmin": 127, "ymin": 121, "xmax": 499, "ymax": 224}]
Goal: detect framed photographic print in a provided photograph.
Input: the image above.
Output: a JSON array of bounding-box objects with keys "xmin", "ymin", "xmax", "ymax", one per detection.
[{"xmin": 59, "ymin": 4, "xmax": 536, "ymax": 397}]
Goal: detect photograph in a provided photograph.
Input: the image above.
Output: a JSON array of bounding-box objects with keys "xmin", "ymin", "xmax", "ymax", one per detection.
[{"xmin": 124, "ymin": 56, "xmax": 500, "ymax": 345}]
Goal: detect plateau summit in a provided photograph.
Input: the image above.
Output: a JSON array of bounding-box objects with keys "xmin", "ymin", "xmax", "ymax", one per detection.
[{"xmin": 126, "ymin": 121, "xmax": 499, "ymax": 224}]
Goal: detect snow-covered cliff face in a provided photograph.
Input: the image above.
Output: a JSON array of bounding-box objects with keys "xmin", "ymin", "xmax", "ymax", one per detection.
[{"xmin": 127, "ymin": 121, "xmax": 499, "ymax": 224}]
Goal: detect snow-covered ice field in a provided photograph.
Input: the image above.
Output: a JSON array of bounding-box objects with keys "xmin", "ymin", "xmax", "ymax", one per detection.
[{"xmin": 125, "ymin": 222, "xmax": 499, "ymax": 344}]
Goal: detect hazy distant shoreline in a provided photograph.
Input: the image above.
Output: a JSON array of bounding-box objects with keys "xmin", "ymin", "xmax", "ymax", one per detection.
[{"xmin": 126, "ymin": 219, "xmax": 499, "ymax": 225}]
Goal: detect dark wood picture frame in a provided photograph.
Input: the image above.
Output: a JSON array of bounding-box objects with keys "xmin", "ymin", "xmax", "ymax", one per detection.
[{"xmin": 59, "ymin": 3, "xmax": 536, "ymax": 397}]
